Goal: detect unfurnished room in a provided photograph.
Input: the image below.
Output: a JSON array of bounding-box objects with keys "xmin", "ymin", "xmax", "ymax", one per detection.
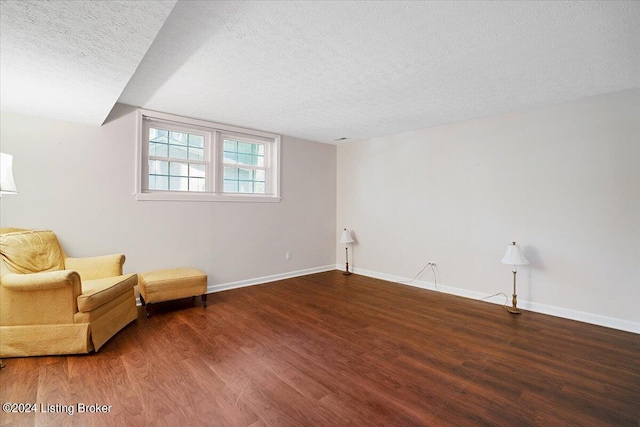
[{"xmin": 0, "ymin": 1, "xmax": 638, "ymax": 426}]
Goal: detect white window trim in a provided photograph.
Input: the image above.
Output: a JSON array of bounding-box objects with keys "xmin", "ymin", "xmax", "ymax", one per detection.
[{"xmin": 134, "ymin": 109, "xmax": 281, "ymax": 202}]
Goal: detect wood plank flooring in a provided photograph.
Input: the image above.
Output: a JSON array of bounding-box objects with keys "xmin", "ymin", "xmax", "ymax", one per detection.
[{"xmin": 1, "ymin": 271, "xmax": 638, "ymax": 426}]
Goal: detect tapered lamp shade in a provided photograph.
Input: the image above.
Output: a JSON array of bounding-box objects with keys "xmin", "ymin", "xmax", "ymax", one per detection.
[
  {"xmin": 340, "ymin": 229, "xmax": 354, "ymax": 244},
  {"xmin": 501, "ymin": 242, "xmax": 529, "ymax": 266},
  {"xmin": 0, "ymin": 153, "xmax": 18, "ymax": 195}
]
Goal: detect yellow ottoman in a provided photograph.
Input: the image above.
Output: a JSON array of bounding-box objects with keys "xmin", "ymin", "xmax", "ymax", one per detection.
[{"xmin": 138, "ymin": 268, "xmax": 208, "ymax": 318}]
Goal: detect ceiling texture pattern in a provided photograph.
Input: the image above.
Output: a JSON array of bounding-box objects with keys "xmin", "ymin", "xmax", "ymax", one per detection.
[
  {"xmin": 0, "ymin": 0, "xmax": 176, "ymax": 125},
  {"xmin": 2, "ymin": 1, "xmax": 639, "ymax": 143}
]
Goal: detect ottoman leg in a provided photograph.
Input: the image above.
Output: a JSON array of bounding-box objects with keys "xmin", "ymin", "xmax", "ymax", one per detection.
[
  {"xmin": 140, "ymin": 294, "xmax": 151, "ymax": 318},
  {"xmin": 202, "ymin": 294, "xmax": 207, "ymax": 308}
]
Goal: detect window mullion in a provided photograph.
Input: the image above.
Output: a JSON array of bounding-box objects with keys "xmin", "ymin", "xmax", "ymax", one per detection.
[{"xmin": 212, "ymin": 130, "xmax": 219, "ymax": 194}]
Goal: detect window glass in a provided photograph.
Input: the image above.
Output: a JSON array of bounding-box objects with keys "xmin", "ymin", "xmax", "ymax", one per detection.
[
  {"xmin": 221, "ymin": 138, "xmax": 267, "ymax": 194},
  {"xmin": 148, "ymin": 126, "xmax": 207, "ymax": 192}
]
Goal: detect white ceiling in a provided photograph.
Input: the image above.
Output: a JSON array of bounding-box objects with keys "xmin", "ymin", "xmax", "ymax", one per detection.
[
  {"xmin": 2, "ymin": 1, "xmax": 639, "ymax": 143},
  {"xmin": 0, "ymin": 0, "xmax": 176, "ymax": 125}
]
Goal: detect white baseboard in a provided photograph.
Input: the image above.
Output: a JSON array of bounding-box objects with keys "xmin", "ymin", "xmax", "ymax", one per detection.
[
  {"xmin": 336, "ymin": 265, "xmax": 640, "ymax": 334},
  {"xmin": 206, "ymin": 265, "xmax": 337, "ymax": 294}
]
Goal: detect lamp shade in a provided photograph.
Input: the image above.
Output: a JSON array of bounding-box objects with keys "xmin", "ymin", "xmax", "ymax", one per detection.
[
  {"xmin": 0, "ymin": 152, "xmax": 18, "ymax": 195},
  {"xmin": 501, "ymin": 242, "xmax": 529, "ymax": 266},
  {"xmin": 340, "ymin": 228, "xmax": 354, "ymax": 244}
]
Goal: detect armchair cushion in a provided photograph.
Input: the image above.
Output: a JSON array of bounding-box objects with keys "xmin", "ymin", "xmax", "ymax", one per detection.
[
  {"xmin": 77, "ymin": 273, "xmax": 137, "ymax": 312},
  {"xmin": 0, "ymin": 229, "xmax": 65, "ymax": 274}
]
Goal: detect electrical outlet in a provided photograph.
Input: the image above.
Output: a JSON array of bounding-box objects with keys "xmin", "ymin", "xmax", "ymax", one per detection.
[{"xmin": 286, "ymin": 252, "xmax": 292, "ymax": 260}]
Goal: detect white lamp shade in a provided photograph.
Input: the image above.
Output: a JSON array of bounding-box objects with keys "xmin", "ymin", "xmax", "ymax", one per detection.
[
  {"xmin": 501, "ymin": 242, "xmax": 529, "ymax": 266},
  {"xmin": 0, "ymin": 153, "xmax": 18, "ymax": 194},
  {"xmin": 340, "ymin": 229, "xmax": 354, "ymax": 244}
]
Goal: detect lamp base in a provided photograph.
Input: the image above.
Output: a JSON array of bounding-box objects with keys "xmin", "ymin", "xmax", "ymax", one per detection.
[
  {"xmin": 343, "ymin": 261, "xmax": 352, "ymax": 276},
  {"xmin": 506, "ymin": 291, "xmax": 521, "ymax": 315},
  {"xmin": 506, "ymin": 306, "xmax": 521, "ymax": 315}
]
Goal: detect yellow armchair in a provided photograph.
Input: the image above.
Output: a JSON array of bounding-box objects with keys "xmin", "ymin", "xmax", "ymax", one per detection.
[{"xmin": 0, "ymin": 229, "xmax": 138, "ymax": 357}]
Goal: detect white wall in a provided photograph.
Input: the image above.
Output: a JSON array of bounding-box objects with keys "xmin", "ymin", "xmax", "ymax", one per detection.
[
  {"xmin": 0, "ymin": 104, "xmax": 337, "ymax": 288},
  {"xmin": 337, "ymin": 89, "xmax": 640, "ymax": 332}
]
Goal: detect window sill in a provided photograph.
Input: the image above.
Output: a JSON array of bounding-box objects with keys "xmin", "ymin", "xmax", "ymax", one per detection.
[{"xmin": 134, "ymin": 191, "xmax": 281, "ymax": 203}]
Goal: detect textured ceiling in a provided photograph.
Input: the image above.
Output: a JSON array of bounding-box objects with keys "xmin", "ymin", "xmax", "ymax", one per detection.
[
  {"xmin": 119, "ymin": 1, "xmax": 640, "ymax": 143},
  {"xmin": 0, "ymin": 0, "xmax": 175, "ymax": 125},
  {"xmin": 3, "ymin": 1, "xmax": 640, "ymax": 143}
]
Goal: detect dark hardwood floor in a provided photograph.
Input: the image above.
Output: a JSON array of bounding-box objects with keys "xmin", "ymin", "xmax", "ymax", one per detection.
[{"xmin": 1, "ymin": 271, "xmax": 639, "ymax": 426}]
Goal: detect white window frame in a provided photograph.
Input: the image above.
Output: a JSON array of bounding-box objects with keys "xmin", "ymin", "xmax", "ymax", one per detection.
[{"xmin": 135, "ymin": 109, "xmax": 281, "ymax": 202}]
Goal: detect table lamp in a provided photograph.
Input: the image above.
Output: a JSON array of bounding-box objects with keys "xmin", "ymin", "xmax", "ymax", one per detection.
[
  {"xmin": 340, "ymin": 228, "xmax": 354, "ymax": 276},
  {"xmin": 501, "ymin": 241, "xmax": 529, "ymax": 314}
]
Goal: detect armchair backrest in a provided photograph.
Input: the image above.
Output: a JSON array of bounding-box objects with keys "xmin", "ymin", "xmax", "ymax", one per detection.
[{"xmin": 0, "ymin": 229, "xmax": 66, "ymax": 277}]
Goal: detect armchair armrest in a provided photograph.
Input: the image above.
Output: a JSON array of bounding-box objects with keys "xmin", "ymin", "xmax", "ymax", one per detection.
[
  {"xmin": 65, "ymin": 254, "xmax": 125, "ymax": 280},
  {"xmin": 2, "ymin": 270, "xmax": 81, "ymax": 292},
  {"xmin": 0, "ymin": 270, "xmax": 82, "ymax": 326}
]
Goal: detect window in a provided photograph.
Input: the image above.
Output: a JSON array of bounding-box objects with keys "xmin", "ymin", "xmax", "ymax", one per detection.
[
  {"xmin": 148, "ymin": 126, "xmax": 208, "ymax": 192},
  {"xmin": 222, "ymin": 137, "xmax": 267, "ymax": 194},
  {"xmin": 135, "ymin": 109, "xmax": 280, "ymax": 202}
]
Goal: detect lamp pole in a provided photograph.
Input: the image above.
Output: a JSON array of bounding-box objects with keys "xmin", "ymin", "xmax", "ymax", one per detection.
[{"xmin": 507, "ymin": 268, "xmax": 520, "ymax": 314}]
